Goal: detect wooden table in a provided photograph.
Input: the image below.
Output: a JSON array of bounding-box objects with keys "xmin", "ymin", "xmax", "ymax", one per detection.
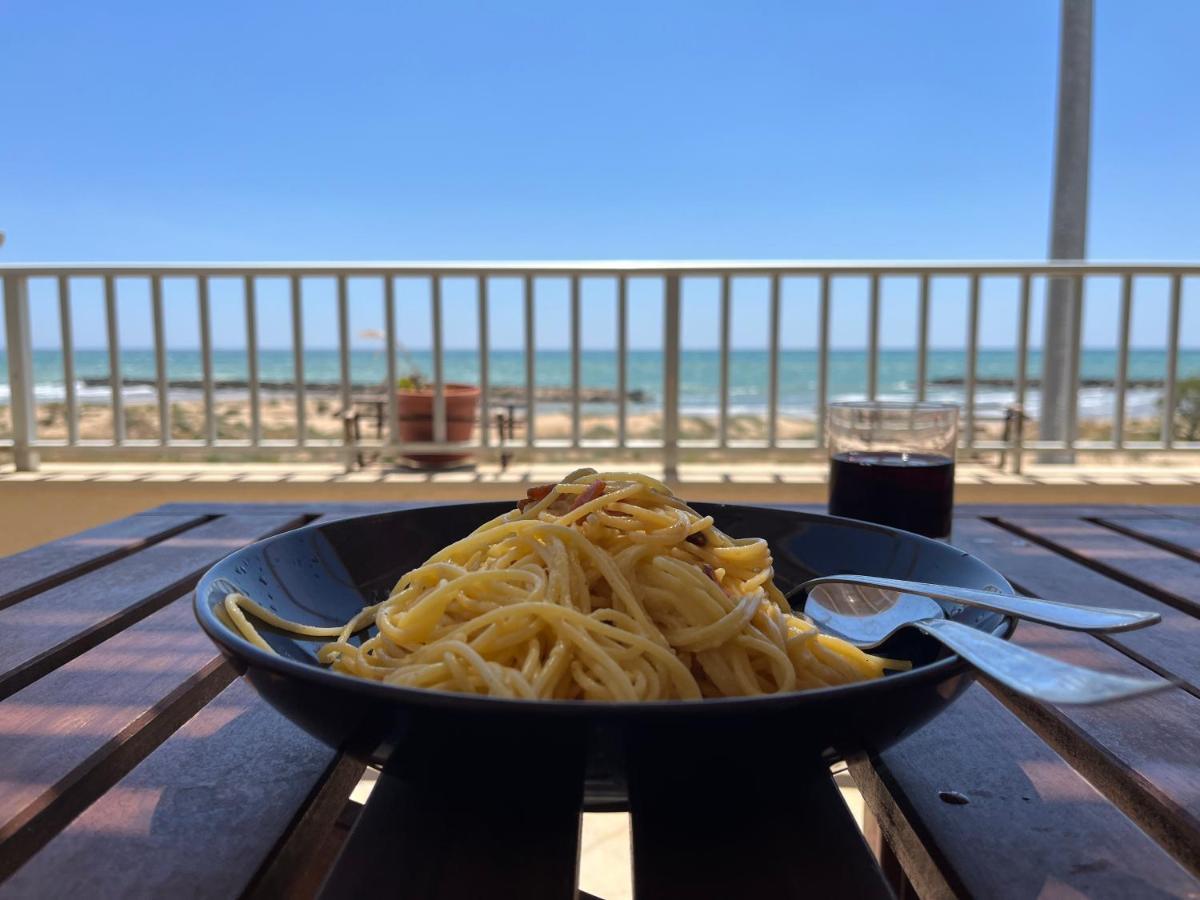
[{"xmin": 1, "ymin": 502, "xmax": 1199, "ymax": 899}]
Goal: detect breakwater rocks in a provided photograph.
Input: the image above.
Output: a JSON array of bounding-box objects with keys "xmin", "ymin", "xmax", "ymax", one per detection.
[{"xmin": 80, "ymin": 377, "xmax": 647, "ymax": 403}]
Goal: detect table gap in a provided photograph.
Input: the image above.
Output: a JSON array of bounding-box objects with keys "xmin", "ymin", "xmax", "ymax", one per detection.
[
  {"xmin": 244, "ymin": 754, "xmax": 366, "ymax": 900},
  {"xmin": 1090, "ymin": 517, "xmax": 1200, "ymax": 564}
]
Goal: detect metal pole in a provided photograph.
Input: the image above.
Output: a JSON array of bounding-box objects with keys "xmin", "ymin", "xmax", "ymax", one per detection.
[
  {"xmin": 965, "ymin": 275, "xmax": 980, "ymax": 450},
  {"xmin": 1112, "ymin": 274, "xmax": 1132, "ymax": 449},
  {"xmin": 477, "ymin": 276, "xmax": 490, "ymax": 450},
  {"xmin": 718, "ymin": 275, "xmax": 731, "ymax": 448},
  {"xmin": 337, "ymin": 275, "xmax": 353, "ymax": 470},
  {"xmin": 524, "ymin": 275, "xmax": 536, "ymax": 447},
  {"xmin": 3, "ymin": 275, "xmax": 40, "ymax": 470},
  {"xmin": 151, "ymin": 277, "xmax": 168, "ymax": 446},
  {"xmin": 662, "ymin": 275, "xmax": 682, "ymax": 479},
  {"xmin": 867, "ymin": 275, "xmax": 880, "ymax": 400},
  {"xmin": 198, "ymin": 276, "xmax": 215, "ymax": 445},
  {"xmin": 617, "ymin": 276, "xmax": 628, "ymax": 449},
  {"xmin": 1040, "ymin": 0, "xmax": 1093, "ymax": 463},
  {"xmin": 58, "ymin": 275, "xmax": 79, "ymax": 445},
  {"xmin": 1162, "ymin": 274, "xmax": 1182, "ymax": 448},
  {"xmin": 430, "ymin": 276, "xmax": 446, "ymax": 444},
  {"xmin": 816, "ymin": 275, "xmax": 831, "ymax": 447},
  {"xmin": 104, "ymin": 276, "xmax": 124, "ymax": 445},
  {"xmin": 291, "ymin": 275, "xmax": 306, "ymax": 447},
  {"xmin": 384, "ymin": 276, "xmax": 398, "ymax": 447},
  {"xmin": 766, "ymin": 274, "xmax": 781, "ymax": 447},
  {"xmin": 570, "ymin": 275, "xmax": 581, "ymax": 446},
  {"xmin": 1014, "ymin": 274, "xmax": 1032, "ymax": 473},
  {"xmin": 245, "ymin": 276, "xmax": 261, "ymax": 446},
  {"xmin": 916, "ymin": 274, "xmax": 930, "ymax": 402}
]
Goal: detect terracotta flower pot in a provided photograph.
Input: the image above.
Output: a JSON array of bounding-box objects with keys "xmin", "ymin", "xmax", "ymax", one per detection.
[{"xmin": 396, "ymin": 383, "xmax": 480, "ymax": 467}]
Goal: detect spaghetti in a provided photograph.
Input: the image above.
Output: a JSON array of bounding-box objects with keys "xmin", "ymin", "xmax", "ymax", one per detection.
[{"xmin": 225, "ymin": 469, "xmax": 903, "ymax": 700}]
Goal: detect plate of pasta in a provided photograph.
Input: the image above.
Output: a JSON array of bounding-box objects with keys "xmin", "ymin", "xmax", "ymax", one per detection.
[{"xmin": 196, "ymin": 469, "xmax": 1015, "ymax": 805}]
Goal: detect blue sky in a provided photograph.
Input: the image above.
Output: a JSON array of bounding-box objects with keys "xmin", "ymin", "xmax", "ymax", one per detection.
[{"xmin": 2, "ymin": 1, "xmax": 1197, "ymax": 351}]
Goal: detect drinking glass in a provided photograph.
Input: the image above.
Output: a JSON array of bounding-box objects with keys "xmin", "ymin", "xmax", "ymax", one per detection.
[{"xmin": 827, "ymin": 401, "xmax": 960, "ymax": 539}]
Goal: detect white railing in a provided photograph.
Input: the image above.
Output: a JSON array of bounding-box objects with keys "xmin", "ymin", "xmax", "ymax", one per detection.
[{"xmin": 2, "ymin": 261, "xmax": 1198, "ymax": 473}]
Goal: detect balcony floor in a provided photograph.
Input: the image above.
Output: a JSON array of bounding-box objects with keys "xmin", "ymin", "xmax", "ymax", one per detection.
[{"xmin": 2, "ymin": 459, "xmax": 1199, "ymax": 557}]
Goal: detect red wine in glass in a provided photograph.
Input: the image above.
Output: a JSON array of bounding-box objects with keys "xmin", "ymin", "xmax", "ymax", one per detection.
[{"xmin": 828, "ymin": 451, "xmax": 955, "ymax": 539}]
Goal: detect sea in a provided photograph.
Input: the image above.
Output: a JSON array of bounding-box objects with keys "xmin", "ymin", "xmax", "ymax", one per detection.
[{"xmin": 4, "ymin": 348, "xmax": 1199, "ymax": 420}]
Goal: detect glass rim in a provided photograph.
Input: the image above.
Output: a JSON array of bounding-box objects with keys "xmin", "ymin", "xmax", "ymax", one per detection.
[{"xmin": 828, "ymin": 400, "xmax": 960, "ymax": 412}]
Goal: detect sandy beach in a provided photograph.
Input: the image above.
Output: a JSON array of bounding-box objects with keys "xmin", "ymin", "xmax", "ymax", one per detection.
[
  {"xmin": 2, "ymin": 394, "xmax": 1167, "ymax": 452},
  {"xmin": 7, "ymin": 396, "xmax": 819, "ymax": 444}
]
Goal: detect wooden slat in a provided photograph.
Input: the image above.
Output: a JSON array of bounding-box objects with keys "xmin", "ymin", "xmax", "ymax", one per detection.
[
  {"xmin": 0, "ymin": 514, "xmax": 205, "ymax": 608},
  {"xmin": 851, "ymin": 684, "xmax": 1200, "ymax": 899},
  {"xmin": 955, "ymin": 504, "xmax": 1163, "ymax": 518},
  {"xmin": 0, "ymin": 597, "xmax": 234, "ymax": 879},
  {"xmin": 319, "ymin": 751, "xmax": 584, "ymax": 900},
  {"xmin": 999, "ymin": 515, "xmax": 1200, "ymax": 617},
  {"xmin": 954, "ymin": 515, "xmax": 1200, "ymax": 875},
  {"xmin": 951, "ymin": 516, "xmax": 1200, "ymax": 693},
  {"xmin": 0, "ymin": 514, "xmax": 304, "ymax": 700},
  {"xmin": 244, "ymin": 755, "xmax": 365, "ymax": 900},
  {"xmin": 988, "ymin": 620, "xmax": 1200, "ymax": 877},
  {"xmin": 0, "ymin": 678, "xmax": 340, "ymax": 899},
  {"xmin": 630, "ymin": 761, "xmax": 891, "ymax": 899},
  {"xmin": 1099, "ymin": 516, "xmax": 1200, "ymax": 561}
]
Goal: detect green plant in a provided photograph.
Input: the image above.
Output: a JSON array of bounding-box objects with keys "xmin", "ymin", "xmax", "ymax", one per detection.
[
  {"xmin": 396, "ymin": 372, "xmax": 428, "ymax": 391},
  {"xmin": 393, "ymin": 341, "xmax": 427, "ymax": 390},
  {"xmin": 1171, "ymin": 377, "xmax": 1200, "ymax": 441}
]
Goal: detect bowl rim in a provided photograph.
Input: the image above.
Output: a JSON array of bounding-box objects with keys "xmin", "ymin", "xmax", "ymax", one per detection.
[{"xmin": 194, "ymin": 504, "xmax": 1016, "ymax": 719}]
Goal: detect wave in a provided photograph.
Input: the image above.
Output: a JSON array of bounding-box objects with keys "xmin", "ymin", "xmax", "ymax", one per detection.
[{"xmin": 2, "ymin": 380, "xmax": 1165, "ymax": 421}]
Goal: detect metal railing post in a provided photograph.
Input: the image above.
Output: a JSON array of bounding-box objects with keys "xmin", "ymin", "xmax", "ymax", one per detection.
[
  {"xmin": 1065, "ymin": 275, "xmax": 1084, "ymax": 453},
  {"xmin": 965, "ymin": 274, "xmax": 980, "ymax": 450},
  {"xmin": 816, "ymin": 275, "xmax": 831, "ymax": 447},
  {"xmin": 524, "ymin": 275, "xmax": 536, "ymax": 447},
  {"xmin": 766, "ymin": 274, "xmax": 781, "ymax": 447},
  {"xmin": 570, "ymin": 275, "xmax": 581, "ymax": 446},
  {"xmin": 245, "ymin": 275, "xmax": 262, "ymax": 446},
  {"xmin": 104, "ymin": 276, "xmax": 124, "ymax": 445},
  {"xmin": 916, "ymin": 274, "xmax": 930, "ymax": 402},
  {"xmin": 718, "ymin": 275, "xmax": 731, "ymax": 448},
  {"xmin": 57, "ymin": 275, "xmax": 79, "ymax": 445},
  {"xmin": 867, "ymin": 274, "xmax": 880, "ymax": 400},
  {"xmin": 662, "ymin": 274, "xmax": 682, "ymax": 479},
  {"xmin": 337, "ymin": 274, "xmax": 354, "ymax": 471},
  {"xmin": 616, "ymin": 276, "xmax": 628, "ymax": 449},
  {"xmin": 1162, "ymin": 274, "xmax": 1182, "ymax": 448},
  {"xmin": 197, "ymin": 276, "xmax": 215, "ymax": 445},
  {"xmin": 1113, "ymin": 274, "xmax": 1132, "ymax": 449},
  {"xmin": 1013, "ymin": 274, "xmax": 1032, "ymax": 474},
  {"xmin": 151, "ymin": 276, "xmax": 169, "ymax": 445},
  {"xmin": 3, "ymin": 274, "xmax": 40, "ymax": 470},
  {"xmin": 477, "ymin": 275, "xmax": 490, "ymax": 452}
]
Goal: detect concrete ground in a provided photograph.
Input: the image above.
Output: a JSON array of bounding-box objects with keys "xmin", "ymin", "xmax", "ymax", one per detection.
[{"xmin": 2, "ymin": 459, "xmax": 1199, "ymax": 555}]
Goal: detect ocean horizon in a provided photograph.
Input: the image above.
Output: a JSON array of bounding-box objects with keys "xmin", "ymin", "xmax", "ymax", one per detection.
[{"xmin": 4, "ymin": 347, "xmax": 1199, "ymax": 420}]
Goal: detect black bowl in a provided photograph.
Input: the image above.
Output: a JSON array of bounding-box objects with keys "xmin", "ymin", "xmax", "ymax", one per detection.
[{"xmin": 195, "ymin": 503, "xmax": 1015, "ymax": 807}]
